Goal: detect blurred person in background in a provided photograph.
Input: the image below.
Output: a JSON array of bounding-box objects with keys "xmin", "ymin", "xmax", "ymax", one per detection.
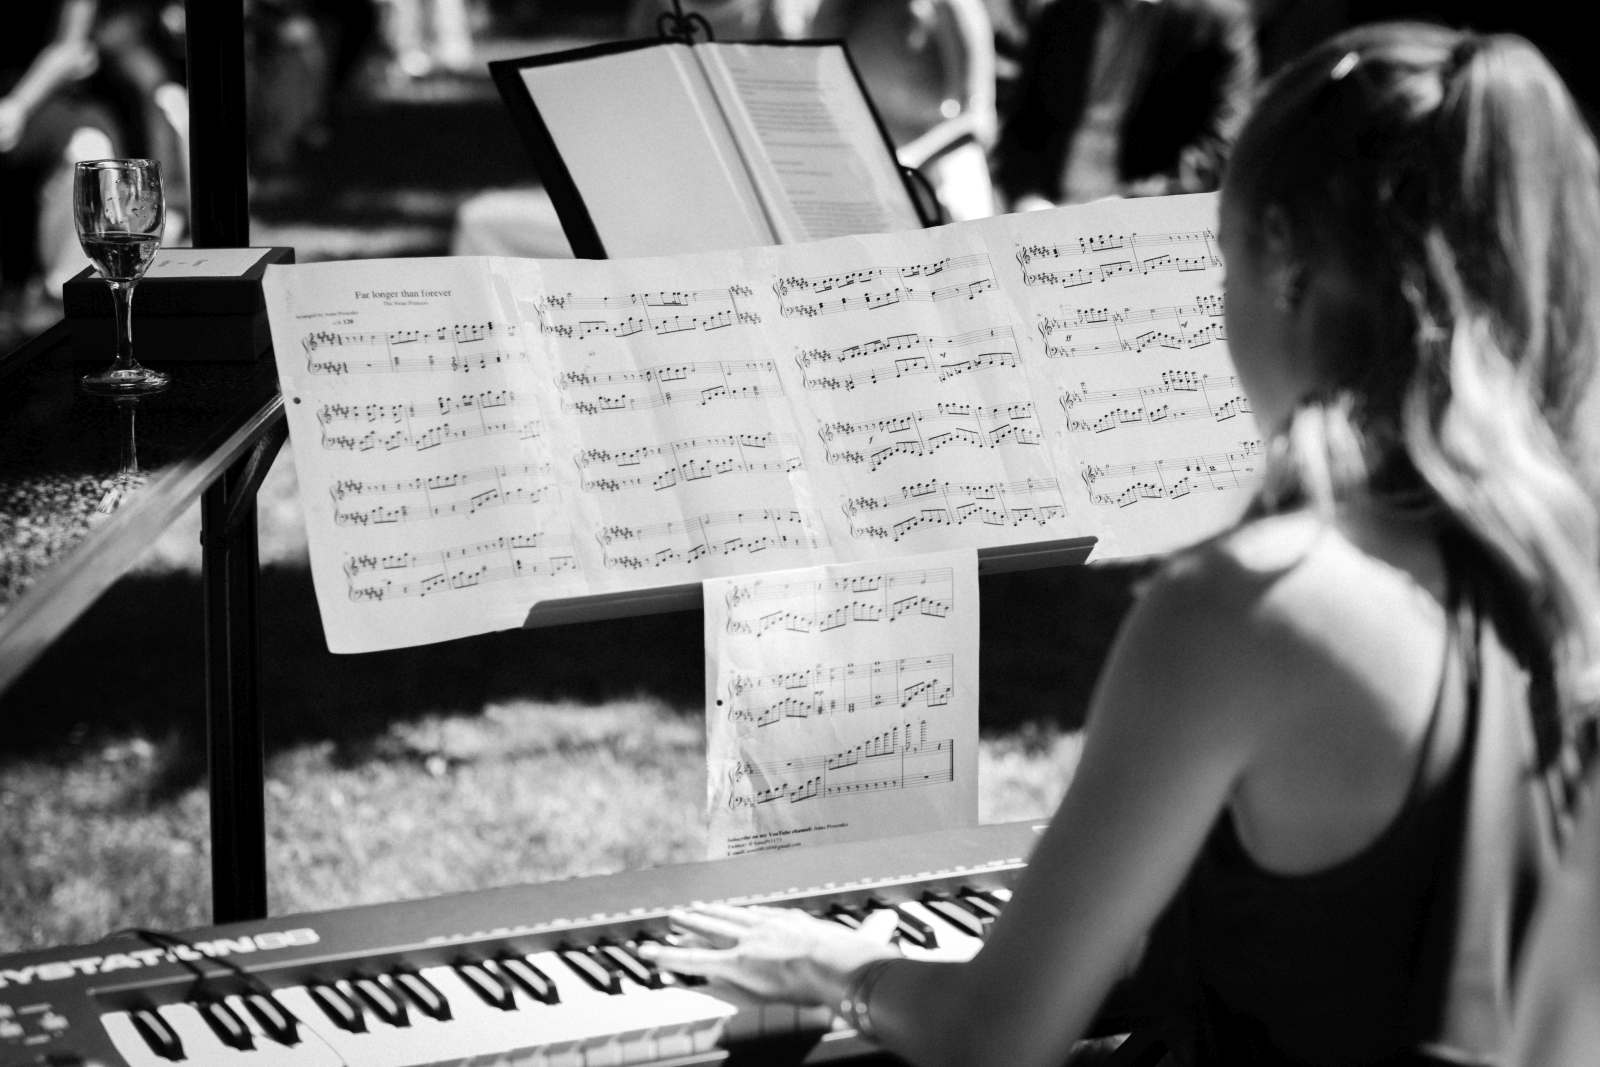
[
  {"xmin": 0, "ymin": 0, "xmax": 118, "ymax": 347},
  {"xmin": 247, "ymin": 0, "xmax": 378, "ymax": 174},
  {"xmin": 93, "ymin": 0, "xmax": 190, "ymax": 243},
  {"xmin": 992, "ymin": 0, "xmax": 1257, "ymax": 210},
  {"xmin": 809, "ymin": 0, "xmax": 999, "ymax": 221},
  {"xmin": 384, "ymin": 0, "xmax": 477, "ymax": 79}
]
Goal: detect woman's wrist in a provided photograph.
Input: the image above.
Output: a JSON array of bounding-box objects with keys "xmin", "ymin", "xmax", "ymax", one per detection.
[{"xmin": 836, "ymin": 957, "xmax": 897, "ymax": 1041}]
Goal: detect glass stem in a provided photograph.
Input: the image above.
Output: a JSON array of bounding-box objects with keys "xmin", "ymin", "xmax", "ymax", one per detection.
[{"xmin": 110, "ymin": 279, "xmax": 139, "ymax": 371}]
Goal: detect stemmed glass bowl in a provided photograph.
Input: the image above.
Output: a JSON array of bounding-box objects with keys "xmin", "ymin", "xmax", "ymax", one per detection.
[{"xmin": 74, "ymin": 158, "xmax": 168, "ymax": 395}]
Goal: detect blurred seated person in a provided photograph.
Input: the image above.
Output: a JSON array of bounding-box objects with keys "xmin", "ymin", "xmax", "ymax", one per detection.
[
  {"xmin": 93, "ymin": 0, "xmax": 189, "ymax": 242},
  {"xmin": 1, "ymin": 0, "xmax": 116, "ymax": 340},
  {"xmin": 993, "ymin": 0, "xmax": 1257, "ymax": 209},
  {"xmin": 809, "ymin": 0, "xmax": 999, "ymax": 221}
]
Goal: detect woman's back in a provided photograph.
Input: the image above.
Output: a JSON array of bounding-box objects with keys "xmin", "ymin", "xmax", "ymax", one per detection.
[
  {"xmin": 1206, "ymin": 509, "xmax": 1449, "ymax": 874},
  {"xmin": 1168, "ymin": 509, "xmax": 1554, "ymax": 1065}
]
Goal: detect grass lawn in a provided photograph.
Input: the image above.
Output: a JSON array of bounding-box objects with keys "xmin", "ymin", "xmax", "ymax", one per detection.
[{"xmin": 0, "ymin": 447, "xmax": 1118, "ymax": 956}]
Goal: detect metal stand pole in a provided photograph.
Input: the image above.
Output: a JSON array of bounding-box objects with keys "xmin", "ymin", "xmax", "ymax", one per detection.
[
  {"xmin": 201, "ymin": 420, "xmax": 285, "ymax": 924},
  {"xmin": 185, "ymin": 0, "xmax": 250, "ymax": 247}
]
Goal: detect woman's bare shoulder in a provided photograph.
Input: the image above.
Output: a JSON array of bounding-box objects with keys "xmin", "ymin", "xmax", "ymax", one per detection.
[{"xmin": 1122, "ymin": 510, "xmax": 1446, "ymax": 721}]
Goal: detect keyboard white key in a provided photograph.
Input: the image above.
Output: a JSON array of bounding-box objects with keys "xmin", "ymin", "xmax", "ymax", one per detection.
[
  {"xmin": 267, "ymin": 955, "xmax": 737, "ymax": 1066},
  {"xmin": 101, "ymin": 1001, "xmax": 343, "ymax": 1067},
  {"xmin": 102, "ymin": 1010, "xmax": 185, "ymax": 1067},
  {"xmin": 897, "ymin": 900, "xmax": 986, "ymax": 962}
]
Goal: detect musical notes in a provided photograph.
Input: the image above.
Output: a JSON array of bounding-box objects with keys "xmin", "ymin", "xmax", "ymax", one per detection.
[
  {"xmin": 842, "ymin": 477, "xmax": 1066, "ymax": 541},
  {"xmin": 302, "ymin": 321, "xmax": 522, "ymax": 376},
  {"xmin": 575, "ymin": 432, "xmax": 804, "ymax": 493},
  {"xmin": 704, "ymin": 550, "xmax": 978, "ymax": 856},
  {"xmin": 1039, "ymin": 317, "xmax": 1227, "ymax": 360},
  {"xmin": 1015, "ymin": 229, "xmax": 1221, "ymax": 287},
  {"xmin": 263, "ymin": 192, "xmax": 1250, "ymax": 653},
  {"xmin": 723, "ymin": 719, "xmax": 956, "ymax": 810},
  {"xmin": 342, "ymin": 532, "xmax": 579, "ymax": 602},
  {"xmin": 559, "ymin": 358, "xmax": 786, "ymax": 415},
  {"xmin": 796, "ymin": 326, "xmax": 1020, "ymax": 391},
  {"xmin": 1061, "ymin": 369, "xmax": 1249, "ymax": 433},
  {"xmin": 316, "ymin": 389, "xmax": 543, "ymax": 453},
  {"xmin": 818, "ymin": 401, "xmax": 1042, "ymax": 471},
  {"xmin": 724, "ymin": 655, "xmax": 955, "ymax": 727},
  {"xmin": 329, "ymin": 463, "xmax": 555, "ymax": 526},
  {"xmin": 596, "ymin": 508, "xmax": 829, "ymax": 570},
  {"xmin": 1080, "ymin": 441, "xmax": 1263, "ymax": 507},
  {"xmin": 532, "ymin": 285, "xmax": 761, "ymax": 339},
  {"xmin": 721, "ymin": 566, "xmax": 955, "ymax": 637},
  {"xmin": 775, "ymin": 254, "xmax": 997, "ymax": 319}
]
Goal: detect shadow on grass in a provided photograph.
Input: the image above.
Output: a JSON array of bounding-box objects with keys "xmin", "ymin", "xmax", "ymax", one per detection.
[{"xmin": 3, "ymin": 555, "xmax": 1154, "ymax": 792}]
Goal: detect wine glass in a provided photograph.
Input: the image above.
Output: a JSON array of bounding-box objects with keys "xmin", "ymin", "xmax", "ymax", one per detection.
[{"xmin": 74, "ymin": 158, "xmax": 169, "ymax": 395}]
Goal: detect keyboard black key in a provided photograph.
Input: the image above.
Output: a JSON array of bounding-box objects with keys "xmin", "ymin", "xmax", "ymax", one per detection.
[
  {"xmin": 453, "ymin": 959, "xmax": 515, "ymax": 1011},
  {"xmin": 868, "ymin": 899, "xmax": 938, "ymax": 950},
  {"xmin": 921, "ymin": 891, "xmax": 989, "ymax": 940},
  {"xmin": 240, "ymin": 990, "xmax": 300, "ymax": 1046},
  {"xmin": 128, "ymin": 1007, "xmax": 184, "ymax": 1062},
  {"xmin": 195, "ymin": 998, "xmax": 254, "ymax": 1051},
  {"xmin": 958, "ymin": 887, "xmax": 1005, "ymax": 920},
  {"xmin": 392, "ymin": 968, "xmax": 452, "ymax": 1021},
  {"xmin": 557, "ymin": 945, "xmax": 622, "ymax": 995},
  {"xmin": 351, "ymin": 975, "xmax": 409, "ymax": 1027},
  {"xmin": 308, "ymin": 980, "xmax": 367, "ymax": 1033},
  {"xmin": 825, "ymin": 903, "xmax": 865, "ymax": 930},
  {"xmin": 597, "ymin": 939, "xmax": 664, "ymax": 989},
  {"xmin": 497, "ymin": 955, "xmax": 560, "ymax": 1005}
]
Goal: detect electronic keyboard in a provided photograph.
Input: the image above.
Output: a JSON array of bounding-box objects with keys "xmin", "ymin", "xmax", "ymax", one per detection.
[{"xmin": 0, "ymin": 820, "xmax": 1046, "ymax": 1066}]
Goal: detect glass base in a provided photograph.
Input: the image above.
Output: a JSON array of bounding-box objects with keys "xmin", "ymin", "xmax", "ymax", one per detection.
[{"xmin": 81, "ymin": 364, "xmax": 170, "ymax": 396}]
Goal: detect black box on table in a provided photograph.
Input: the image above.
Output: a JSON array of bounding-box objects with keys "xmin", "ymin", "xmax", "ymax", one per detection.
[{"xmin": 62, "ymin": 246, "xmax": 295, "ymax": 361}]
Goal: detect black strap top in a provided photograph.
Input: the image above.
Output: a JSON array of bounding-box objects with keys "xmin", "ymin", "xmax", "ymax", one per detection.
[{"xmin": 1179, "ymin": 571, "xmax": 1555, "ymax": 1066}]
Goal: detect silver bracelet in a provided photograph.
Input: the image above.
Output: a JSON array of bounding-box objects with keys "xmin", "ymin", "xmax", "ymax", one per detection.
[{"xmin": 838, "ymin": 957, "xmax": 896, "ymax": 1041}]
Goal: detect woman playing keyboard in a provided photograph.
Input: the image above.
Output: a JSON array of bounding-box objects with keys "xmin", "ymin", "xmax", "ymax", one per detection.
[{"xmin": 642, "ymin": 21, "xmax": 1600, "ymax": 1067}]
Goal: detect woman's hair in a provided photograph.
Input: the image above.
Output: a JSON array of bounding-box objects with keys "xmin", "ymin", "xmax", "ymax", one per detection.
[{"xmin": 1227, "ymin": 22, "xmax": 1600, "ymax": 770}]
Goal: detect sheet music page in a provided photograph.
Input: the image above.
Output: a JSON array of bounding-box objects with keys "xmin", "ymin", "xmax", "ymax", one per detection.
[
  {"xmin": 264, "ymin": 192, "xmax": 1256, "ymax": 654},
  {"xmin": 514, "ymin": 45, "xmax": 775, "ymax": 255},
  {"xmin": 695, "ymin": 43, "xmax": 923, "ymax": 243},
  {"xmin": 980, "ymin": 193, "xmax": 1258, "ymax": 558},
  {"xmin": 510, "ymin": 251, "xmax": 834, "ymax": 589},
  {"xmin": 766, "ymin": 230, "xmax": 1085, "ymax": 558},
  {"xmin": 702, "ymin": 549, "xmax": 979, "ymax": 858},
  {"xmin": 264, "ymin": 256, "xmax": 587, "ymax": 653}
]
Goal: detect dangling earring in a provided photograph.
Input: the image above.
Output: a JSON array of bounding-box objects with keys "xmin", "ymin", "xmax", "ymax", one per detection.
[{"xmin": 1275, "ymin": 265, "xmax": 1307, "ymax": 312}]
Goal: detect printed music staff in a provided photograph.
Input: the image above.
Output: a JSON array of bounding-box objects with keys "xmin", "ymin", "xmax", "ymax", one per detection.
[
  {"xmin": 1061, "ymin": 369, "xmax": 1250, "ymax": 434},
  {"xmin": 703, "ymin": 550, "xmax": 978, "ymax": 859},
  {"xmin": 720, "ymin": 565, "xmax": 956, "ymax": 637}
]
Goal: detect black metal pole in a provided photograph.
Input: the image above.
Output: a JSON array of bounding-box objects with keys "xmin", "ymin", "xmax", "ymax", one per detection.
[
  {"xmin": 188, "ymin": 0, "xmax": 262, "ymax": 923},
  {"xmin": 202, "ymin": 460, "xmax": 268, "ymax": 923},
  {"xmin": 185, "ymin": 0, "xmax": 250, "ymax": 246}
]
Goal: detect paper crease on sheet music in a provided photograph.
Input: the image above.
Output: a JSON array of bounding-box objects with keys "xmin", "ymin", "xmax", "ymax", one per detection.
[{"xmin": 702, "ymin": 549, "xmax": 979, "ymax": 858}]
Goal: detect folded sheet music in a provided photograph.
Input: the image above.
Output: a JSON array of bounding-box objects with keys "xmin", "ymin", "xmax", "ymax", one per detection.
[
  {"xmin": 702, "ymin": 549, "xmax": 979, "ymax": 858},
  {"xmin": 264, "ymin": 193, "xmax": 1256, "ymax": 654},
  {"xmin": 493, "ymin": 40, "xmax": 924, "ymax": 257}
]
